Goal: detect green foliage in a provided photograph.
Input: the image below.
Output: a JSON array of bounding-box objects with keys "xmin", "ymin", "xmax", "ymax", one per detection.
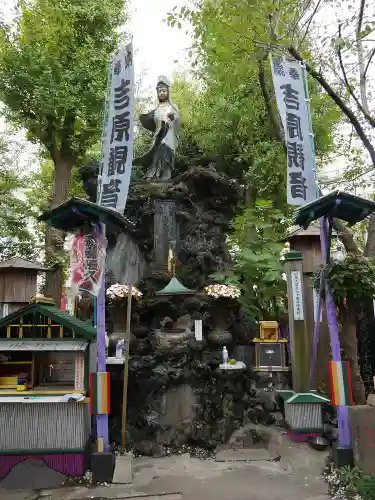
[
  {"xmin": 0, "ymin": 0, "xmax": 126, "ymax": 161},
  {"xmin": 163, "ymin": 0, "xmax": 340, "ymax": 319},
  {"xmin": 338, "ymin": 465, "xmax": 365, "ymax": 489},
  {"xmin": 24, "ymin": 158, "xmax": 88, "ymax": 256},
  {"xmin": 0, "ymin": 133, "xmax": 39, "ymax": 259},
  {"xmin": 357, "ymin": 475, "xmax": 375, "ymax": 500},
  {"xmin": 167, "ymin": 0, "xmax": 340, "ymax": 195},
  {"xmin": 313, "ymin": 256, "xmax": 375, "ymax": 311},
  {"xmin": 211, "ymin": 200, "xmax": 287, "ymax": 319}
]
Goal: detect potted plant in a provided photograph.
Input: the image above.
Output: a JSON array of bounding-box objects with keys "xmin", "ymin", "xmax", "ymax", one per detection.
[
  {"xmin": 106, "ymin": 284, "xmax": 143, "ymax": 355},
  {"xmin": 204, "ymin": 283, "xmax": 241, "ymax": 345}
]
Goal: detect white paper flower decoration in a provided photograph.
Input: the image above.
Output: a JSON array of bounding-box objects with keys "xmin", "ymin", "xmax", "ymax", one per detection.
[
  {"xmin": 204, "ymin": 284, "xmax": 241, "ymax": 299},
  {"xmin": 106, "ymin": 284, "xmax": 143, "ymax": 301}
]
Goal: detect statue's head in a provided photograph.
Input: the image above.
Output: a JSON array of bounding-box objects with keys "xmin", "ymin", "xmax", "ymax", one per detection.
[{"xmin": 156, "ymin": 75, "xmax": 171, "ymax": 103}]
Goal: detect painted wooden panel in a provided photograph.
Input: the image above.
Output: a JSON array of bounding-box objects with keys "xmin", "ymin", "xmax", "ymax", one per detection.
[
  {"xmin": 75, "ymin": 352, "xmax": 85, "ymax": 391},
  {"xmin": 290, "ymin": 238, "xmax": 321, "ymax": 274},
  {"xmin": 285, "ymin": 403, "xmax": 323, "ymax": 430},
  {"xmin": 0, "ymin": 270, "xmax": 37, "ymax": 304}
]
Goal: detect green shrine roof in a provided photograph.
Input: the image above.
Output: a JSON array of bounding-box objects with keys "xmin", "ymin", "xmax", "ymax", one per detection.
[
  {"xmin": 0, "ymin": 303, "xmax": 96, "ymax": 340},
  {"xmin": 286, "ymin": 393, "xmax": 330, "ymax": 404},
  {"xmin": 294, "ymin": 190, "xmax": 375, "ymax": 229},
  {"xmin": 39, "ymin": 197, "xmax": 133, "ymax": 234},
  {"xmin": 155, "ymin": 276, "xmax": 195, "ymax": 296}
]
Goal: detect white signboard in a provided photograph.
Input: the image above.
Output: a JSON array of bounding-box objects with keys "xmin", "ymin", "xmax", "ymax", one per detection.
[
  {"xmin": 74, "ymin": 352, "xmax": 85, "ymax": 391},
  {"xmin": 0, "ymin": 340, "xmax": 88, "ymax": 351},
  {"xmin": 291, "ymin": 271, "xmax": 304, "ymax": 320},
  {"xmin": 270, "ymin": 55, "xmax": 317, "ymax": 205},
  {"xmin": 97, "ymin": 42, "xmax": 135, "ymax": 213},
  {"xmin": 313, "ymin": 288, "xmax": 323, "ymax": 323},
  {"xmin": 194, "ymin": 320, "xmax": 203, "ymax": 341}
]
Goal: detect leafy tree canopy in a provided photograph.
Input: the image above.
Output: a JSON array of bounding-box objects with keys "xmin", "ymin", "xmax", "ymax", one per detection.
[
  {"xmin": 0, "ymin": 0, "xmax": 126, "ymax": 166},
  {"xmin": 168, "ymin": 0, "xmax": 341, "ymax": 207},
  {"xmin": 0, "ymin": 131, "xmax": 38, "ymax": 260},
  {"xmin": 164, "ymin": 0, "xmax": 342, "ymax": 319}
]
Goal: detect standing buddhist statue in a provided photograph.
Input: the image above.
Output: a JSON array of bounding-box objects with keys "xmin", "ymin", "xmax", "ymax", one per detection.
[{"xmin": 134, "ymin": 75, "xmax": 180, "ymax": 181}]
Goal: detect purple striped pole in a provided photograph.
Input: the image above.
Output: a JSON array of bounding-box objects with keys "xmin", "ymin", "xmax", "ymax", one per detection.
[
  {"xmin": 96, "ymin": 222, "xmax": 109, "ymax": 451},
  {"xmin": 320, "ymin": 215, "xmax": 351, "ymax": 448},
  {"xmin": 310, "ymin": 294, "xmax": 322, "ymax": 384}
]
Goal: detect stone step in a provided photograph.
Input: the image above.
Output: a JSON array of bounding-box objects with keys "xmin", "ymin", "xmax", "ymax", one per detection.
[{"xmin": 215, "ymin": 447, "xmax": 277, "ymax": 462}]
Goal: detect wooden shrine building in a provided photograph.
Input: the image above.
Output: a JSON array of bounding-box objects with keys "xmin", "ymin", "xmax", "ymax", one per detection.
[{"xmin": 0, "ymin": 295, "xmax": 97, "ymax": 481}]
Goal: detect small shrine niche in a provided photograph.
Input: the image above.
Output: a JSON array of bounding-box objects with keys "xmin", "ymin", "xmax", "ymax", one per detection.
[
  {"xmin": 253, "ymin": 321, "xmax": 289, "ymax": 373},
  {"xmin": 259, "ymin": 321, "xmax": 279, "ymax": 342},
  {"xmin": 0, "ymin": 296, "xmax": 94, "ymax": 393}
]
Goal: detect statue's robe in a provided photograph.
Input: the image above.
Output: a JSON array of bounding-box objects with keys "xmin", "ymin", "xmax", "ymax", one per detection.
[{"xmin": 134, "ymin": 102, "xmax": 180, "ymax": 181}]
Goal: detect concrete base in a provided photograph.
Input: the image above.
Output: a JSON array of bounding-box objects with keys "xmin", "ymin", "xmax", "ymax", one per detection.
[
  {"xmin": 113, "ymin": 454, "xmax": 132, "ymax": 484},
  {"xmin": 332, "ymin": 443, "xmax": 354, "ymax": 468},
  {"xmin": 91, "ymin": 451, "xmax": 115, "ymax": 484}
]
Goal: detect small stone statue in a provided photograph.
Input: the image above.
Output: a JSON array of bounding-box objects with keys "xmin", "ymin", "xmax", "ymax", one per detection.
[{"xmin": 134, "ymin": 75, "xmax": 180, "ymax": 181}]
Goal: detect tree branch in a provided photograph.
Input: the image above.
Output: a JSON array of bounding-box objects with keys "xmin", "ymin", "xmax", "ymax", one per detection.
[
  {"xmin": 357, "ymin": 0, "xmax": 365, "ymax": 37},
  {"xmin": 288, "ymin": 46, "xmax": 375, "ymax": 166},
  {"xmin": 356, "ymin": 0, "xmax": 372, "ymax": 117},
  {"xmin": 297, "ymin": 0, "xmax": 323, "ymax": 49},
  {"xmin": 336, "ymin": 24, "xmax": 375, "ymax": 127},
  {"xmin": 331, "ymin": 218, "xmax": 362, "ymax": 256},
  {"xmin": 364, "ymin": 47, "xmax": 375, "ymax": 79}
]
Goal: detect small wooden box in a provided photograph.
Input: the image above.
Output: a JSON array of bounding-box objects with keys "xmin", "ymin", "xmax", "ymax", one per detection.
[
  {"xmin": 253, "ymin": 342, "xmax": 288, "ymax": 372},
  {"xmin": 260, "ymin": 321, "xmax": 279, "ymax": 342}
]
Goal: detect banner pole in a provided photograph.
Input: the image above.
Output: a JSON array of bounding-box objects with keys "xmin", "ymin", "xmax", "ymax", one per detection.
[
  {"xmin": 120, "ymin": 285, "xmax": 132, "ymax": 455},
  {"xmin": 96, "ymin": 222, "xmax": 109, "ymax": 452}
]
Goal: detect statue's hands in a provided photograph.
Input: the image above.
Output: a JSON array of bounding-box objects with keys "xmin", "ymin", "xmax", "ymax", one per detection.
[{"xmin": 167, "ymin": 112, "xmax": 175, "ymax": 121}]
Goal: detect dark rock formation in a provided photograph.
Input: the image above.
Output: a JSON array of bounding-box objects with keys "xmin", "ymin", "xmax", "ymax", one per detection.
[
  {"xmin": 79, "ymin": 160, "xmax": 289, "ymax": 456},
  {"xmin": 109, "ymin": 343, "xmax": 287, "ymax": 455}
]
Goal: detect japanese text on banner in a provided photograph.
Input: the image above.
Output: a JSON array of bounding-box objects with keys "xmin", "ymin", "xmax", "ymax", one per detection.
[
  {"xmin": 97, "ymin": 43, "xmax": 135, "ymax": 213},
  {"xmin": 270, "ymin": 55, "xmax": 317, "ymax": 206}
]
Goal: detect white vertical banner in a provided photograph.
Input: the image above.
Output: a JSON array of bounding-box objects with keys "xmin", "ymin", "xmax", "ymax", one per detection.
[
  {"xmin": 97, "ymin": 42, "xmax": 135, "ymax": 213},
  {"xmin": 291, "ymin": 270, "xmax": 304, "ymax": 320},
  {"xmin": 269, "ymin": 55, "xmax": 317, "ymax": 205}
]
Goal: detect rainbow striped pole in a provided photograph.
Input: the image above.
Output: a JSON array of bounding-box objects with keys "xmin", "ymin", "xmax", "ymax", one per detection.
[{"xmin": 90, "ymin": 372, "xmax": 111, "ymax": 415}]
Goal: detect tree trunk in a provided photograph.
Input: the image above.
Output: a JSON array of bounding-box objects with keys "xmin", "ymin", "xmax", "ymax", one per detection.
[
  {"xmin": 340, "ymin": 310, "xmax": 366, "ymax": 405},
  {"xmin": 44, "ymin": 152, "xmax": 74, "ymax": 304}
]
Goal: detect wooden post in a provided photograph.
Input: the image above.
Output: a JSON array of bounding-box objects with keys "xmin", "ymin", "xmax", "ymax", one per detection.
[
  {"xmin": 120, "ymin": 285, "xmax": 132, "ymax": 455},
  {"xmin": 286, "ymin": 225, "xmax": 331, "ymax": 392},
  {"xmin": 284, "ymin": 251, "xmax": 310, "ymax": 393}
]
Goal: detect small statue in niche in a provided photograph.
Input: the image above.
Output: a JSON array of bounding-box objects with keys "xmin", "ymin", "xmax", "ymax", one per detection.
[{"xmin": 134, "ymin": 75, "xmax": 180, "ymax": 181}]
